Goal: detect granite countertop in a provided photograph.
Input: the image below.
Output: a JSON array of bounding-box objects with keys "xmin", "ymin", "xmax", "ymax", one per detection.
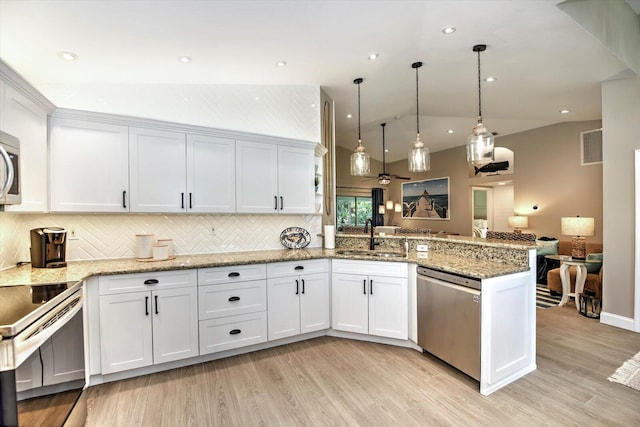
[
  {"xmin": 0, "ymin": 246, "xmax": 529, "ymax": 286},
  {"xmin": 337, "ymin": 233, "xmax": 538, "ymax": 250}
]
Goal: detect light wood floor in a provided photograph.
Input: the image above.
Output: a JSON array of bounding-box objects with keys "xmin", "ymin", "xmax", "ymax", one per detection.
[{"xmin": 85, "ymin": 306, "xmax": 640, "ymax": 426}]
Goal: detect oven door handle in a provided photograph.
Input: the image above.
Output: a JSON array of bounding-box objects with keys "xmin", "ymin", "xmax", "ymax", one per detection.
[
  {"xmin": 0, "ymin": 144, "xmax": 14, "ymax": 198},
  {"xmin": 12, "ymin": 291, "xmax": 84, "ymax": 369}
]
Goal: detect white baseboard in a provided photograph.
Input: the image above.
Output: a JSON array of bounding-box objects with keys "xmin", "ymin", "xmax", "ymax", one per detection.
[{"xmin": 600, "ymin": 311, "xmax": 637, "ymax": 331}]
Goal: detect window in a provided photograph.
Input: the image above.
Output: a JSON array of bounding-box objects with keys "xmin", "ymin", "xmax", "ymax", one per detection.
[{"xmin": 337, "ymin": 196, "xmax": 372, "ymax": 228}]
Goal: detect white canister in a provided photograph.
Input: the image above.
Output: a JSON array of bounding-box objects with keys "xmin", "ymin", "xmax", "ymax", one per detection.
[
  {"xmin": 136, "ymin": 234, "xmax": 154, "ymax": 259},
  {"xmin": 153, "ymin": 244, "xmax": 169, "ymax": 260},
  {"xmin": 324, "ymin": 225, "xmax": 335, "ymax": 249},
  {"xmin": 157, "ymin": 238, "xmax": 173, "ymax": 257}
]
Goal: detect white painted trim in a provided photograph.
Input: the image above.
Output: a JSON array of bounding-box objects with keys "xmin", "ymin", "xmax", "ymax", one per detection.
[
  {"xmin": 0, "ymin": 59, "xmax": 56, "ymax": 112},
  {"xmin": 635, "ymin": 150, "xmax": 640, "ymax": 332},
  {"xmin": 600, "ymin": 311, "xmax": 636, "ymax": 331}
]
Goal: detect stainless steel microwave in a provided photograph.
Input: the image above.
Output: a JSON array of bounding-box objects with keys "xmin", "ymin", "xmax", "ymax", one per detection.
[{"xmin": 0, "ymin": 130, "xmax": 21, "ymax": 205}]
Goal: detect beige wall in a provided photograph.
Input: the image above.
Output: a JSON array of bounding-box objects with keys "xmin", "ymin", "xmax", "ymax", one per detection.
[{"xmin": 337, "ymin": 120, "xmax": 603, "ymax": 239}]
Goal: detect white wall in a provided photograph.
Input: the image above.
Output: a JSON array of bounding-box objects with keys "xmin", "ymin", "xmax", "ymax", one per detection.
[{"xmin": 492, "ymin": 185, "xmax": 515, "ymax": 232}]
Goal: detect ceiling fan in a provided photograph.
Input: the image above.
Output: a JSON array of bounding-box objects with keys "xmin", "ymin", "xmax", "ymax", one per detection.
[{"xmin": 365, "ymin": 123, "xmax": 411, "ymax": 184}]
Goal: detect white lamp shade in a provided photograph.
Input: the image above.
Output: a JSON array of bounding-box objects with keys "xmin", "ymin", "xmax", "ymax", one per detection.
[
  {"xmin": 386, "ymin": 200, "xmax": 394, "ymax": 210},
  {"xmin": 378, "ymin": 205, "xmax": 386, "ymax": 215},
  {"xmin": 394, "ymin": 203, "xmax": 402, "ymax": 213},
  {"xmin": 507, "ymin": 216, "xmax": 528, "ymax": 229},
  {"xmin": 561, "ymin": 217, "xmax": 595, "ymax": 236}
]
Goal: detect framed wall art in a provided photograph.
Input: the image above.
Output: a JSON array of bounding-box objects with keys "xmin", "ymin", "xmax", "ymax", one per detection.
[{"xmin": 401, "ymin": 177, "xmax": 450, "ymax": 220}]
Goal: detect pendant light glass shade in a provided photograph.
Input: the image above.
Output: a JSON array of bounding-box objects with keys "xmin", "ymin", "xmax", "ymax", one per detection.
[
  {"xmin": 466, "ymin": 44, "xmax": 495, "ymax": 165},
  {"xmin": 350, "ymin": 78, "xmax": 370, "ymax": 176},
  {"xmin": 408, "ymin": 62, "xmax": 430, "ymax": 172}
]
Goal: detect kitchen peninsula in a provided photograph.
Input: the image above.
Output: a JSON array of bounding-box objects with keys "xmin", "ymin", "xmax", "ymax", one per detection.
[{"xmin": 0, "ymin": 235, "xmax": 536, "ymax": 396}]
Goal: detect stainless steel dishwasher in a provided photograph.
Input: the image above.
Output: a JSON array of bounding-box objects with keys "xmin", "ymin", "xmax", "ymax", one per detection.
[{"xmin": 417, "ymin": 266, "xmax": 481, "ymax": 381}]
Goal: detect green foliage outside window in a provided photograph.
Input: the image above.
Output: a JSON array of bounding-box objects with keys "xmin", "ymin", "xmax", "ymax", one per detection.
[{"xmin": 337, "ymin": 196, "xmax": 372, "ymax": 227}]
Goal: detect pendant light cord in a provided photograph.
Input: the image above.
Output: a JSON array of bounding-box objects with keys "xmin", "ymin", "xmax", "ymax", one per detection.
[
  {"xmin": 357, "ymin": 80, "xmax": 362, "ymax": 141},
  {"xmin": 477, "ymin": 49, "xmax": 482, "ymax": 119},
  {"xmin": 415, "ymin": 66, "xmax": 420, "ymax": 135},
  {"xmin": 381, "ymin": 123, "xmax": 386, "ymax": 173}
]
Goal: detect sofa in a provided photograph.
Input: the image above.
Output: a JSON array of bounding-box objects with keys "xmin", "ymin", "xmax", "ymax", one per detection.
[{"xmin": 546, "ymin": 241, "xmax": 603, "ymax": 298}]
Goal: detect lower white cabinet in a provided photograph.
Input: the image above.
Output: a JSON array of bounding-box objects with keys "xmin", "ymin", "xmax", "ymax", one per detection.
[
  {"xmin": 267, "ymin": 260, "xmax": 330, "ymax": 341},
  {"xmin": 98, "ymin": 270, "xmax": 198, "ymax": 375},
  {"xmin": 332, "ymin": 260, "xmax": 408, "ymax": 340}
]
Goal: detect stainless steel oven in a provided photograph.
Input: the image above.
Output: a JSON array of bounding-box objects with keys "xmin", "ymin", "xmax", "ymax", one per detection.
[
  {"xmin": 0, "ymin": 130, "xmax": 21, "ymax": 206},
  {"xmin": 0, "ymin": 281, "xmax": 85, "ymax": 426}
]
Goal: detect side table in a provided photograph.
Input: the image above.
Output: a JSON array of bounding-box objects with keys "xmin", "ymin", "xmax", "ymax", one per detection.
[{"xmin": 545, "ymin": 255, "xmax": 601, "ymax": 310}]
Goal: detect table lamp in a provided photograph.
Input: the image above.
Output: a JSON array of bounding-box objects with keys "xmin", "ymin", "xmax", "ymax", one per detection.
[
  {"xmin": 561, "ymin": 216, "xmax": 595, "ymax": 259},
  {"xmin": 507, "ymin": 215, "xmax": 528, "ymax": 233}
]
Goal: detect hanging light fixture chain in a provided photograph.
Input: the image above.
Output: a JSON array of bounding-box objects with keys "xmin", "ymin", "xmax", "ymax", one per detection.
[
  {"xmin": 477, "ymin": 48, "xmax": 482, "ymax": 119},
  {"xmin": 415, "ymin": 65, "xmax": 420, "ymax": 135}
]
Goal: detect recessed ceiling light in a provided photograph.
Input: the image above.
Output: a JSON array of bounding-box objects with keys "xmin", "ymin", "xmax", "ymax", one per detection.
[
  {"xmin": 384, "ymin": 149, "xmax": 389, "ymax": 153},
  {"xmin": 346, "ymin": 114, "xmax": 353, "ymax": 118},
  {"xmin": 497, "ymin": 182, "xmax": 506, "ymax": 186},
  {"xmin": 178, "ymin": 56, "xmax": 191, "ymax": 63},
  {"xmin": 311, "ymin": 103, "xmax": 317, "ymax": 108},
  {"xmin": 560, "ymin": 109, "xmax": 570, "ymax": 114},
  {"xmin": 368, "ymin": 53, "xmax": 379, "ymax": 61},
  {"xmin": 58, "ymin": 51, "xmax": 78, "ymax": 61},
  {"xmin": 447, "ymin": 129, "xmax": 454, "ymax": 134},
  {"xmin": 254, "ymin": 96, "xmax": 260, "ymax": 101},
  {"xmin": 484, "ymin": 76, "xmax": 497, "ymax": 82},
  {"xmin": 442, "ymin": 27, "xmax": 456, "ymax": 34},
  {"xmin": 394, "ymin": 115, "xmax": 401, "ymax": 120},
  {"xmin": 276, "ymin": 61, "xmax": 287, "ymax": 67}
]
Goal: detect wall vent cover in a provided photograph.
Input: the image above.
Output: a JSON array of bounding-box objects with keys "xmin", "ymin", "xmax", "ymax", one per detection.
[{"xmin": 581, "ymin": 128, "xmax": 602, "ymax": 165}]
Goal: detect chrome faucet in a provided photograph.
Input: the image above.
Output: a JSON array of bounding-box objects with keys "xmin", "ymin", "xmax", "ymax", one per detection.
[{"xmin": 363, "ymin": 219, "xmax": 380, "ymax": 251}]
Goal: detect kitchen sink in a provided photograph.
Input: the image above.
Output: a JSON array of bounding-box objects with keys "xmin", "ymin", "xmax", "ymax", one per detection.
[{"xmin": 336, "ymin": 249, "xmax": 405, "ymax": 258}]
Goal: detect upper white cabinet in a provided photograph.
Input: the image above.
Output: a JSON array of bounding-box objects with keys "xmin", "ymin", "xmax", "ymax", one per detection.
[
  {"xmin": 50, "ymin": 117, "xmax": 129, "ymax": 212},
  {"xmin": 1, "ymin": 84, "xmax": 49, "ymax": 212},
  {"xmin": 186, "ymin": 134, "xmax": 236, "ymax": 213},
  {"xmin": 236, "ymin": 140, "xmax": 314, "ymax": 214},
  {"xmin": 129, "ymin": 127, "xmax": 187, "ymax": 212}
]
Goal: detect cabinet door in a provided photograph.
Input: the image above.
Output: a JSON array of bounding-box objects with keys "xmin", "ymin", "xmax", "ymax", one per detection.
[
  {"xmin": 41, "ymin": 310, "xmax": 85, "ymax": 385},
  {"xmin": 151, "ymin": 287, "xmax": 199, "ymax": 364},
  {"xmin": 300, "ymin": 272, "xmax": 330, "ymax": 334},
  {"xmin": 368, "ymin": 275, "xmax": 408, "ymax": 340},
  {"xmin": 15, "ymin": 349, "xmax": 42, "ymax": 392},
  {"xmin": 267, "ymin": 276, "xmax": 301, "ymax": 340},
  {"xmin": 129, "ymin": 127, "xmax": 186, "ymax": 212},
  {"xmin": 50, "ymin": 118, "xmax": 129, "ymax": 212},
  {"xmin": 186, "ymin": 134, "xmax": 236, "ymax": 213},
  {"xmin": 278, "ymin": 145, "xmax": 315, "ymax": 214},
  {"xmin": 235, "ymin": 140, "xmax": 278, "ymax": 213},
  {"xmin": 99, "ymin": 291, "xmax": 152, "ymax": 374},
  {"xmin": 1, "ymin": 85, "xmax": 48, "ymax": 212},
  {"xmin": 331, "ymin": 273, "xmax": 368, "ymax": 334}
]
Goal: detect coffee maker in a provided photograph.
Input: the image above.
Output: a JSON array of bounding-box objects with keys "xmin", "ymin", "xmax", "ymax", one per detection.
[{"xmin": 30, "ymin": 227, "xmax": 67, "ymax": 268}]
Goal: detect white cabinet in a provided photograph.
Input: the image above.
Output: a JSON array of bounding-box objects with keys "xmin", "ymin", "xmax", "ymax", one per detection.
[
  {"xmin": 266, "ymin": 259, "xmax": 330, "ymax": 340},
  {"xmin": 49, "ymin": 117, "xmax": 129, "ymax": 212},
  {"xmin": 129, "ymin": 127, "xmax": 186, "ymax": 212},
  {"xmin": 332, "ymin": 260, "xmax": 408, "ymax": 340},
  {"xmin": 1, "ymin": 84, "xmax": 49, "ymax": 212},
  {"xmin": 40, "ymin": 309, "xmax": 85, "ymax": 385},
  {"xmin": 186, "ymin": 134, "xmax": 236, "ymax": 213},
  {"xmin": 198, "ymin": 264, "xmax": 268, "ymax": 355},
  {"xmin": 15, "ymin": 349, "xmax": 42, "ymax": 392},
  {"xmin": 236, "ymin": 140, "xmax": 315, "ymax": 214},
  {"xmin": 98, "ymin": 270, "xmax": 198, "ymax": 374}
]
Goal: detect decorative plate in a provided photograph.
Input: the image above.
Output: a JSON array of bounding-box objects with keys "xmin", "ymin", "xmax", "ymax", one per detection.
[{"xmin": 280, "ymin": 227, "xmax": 311, "ymax": 249}]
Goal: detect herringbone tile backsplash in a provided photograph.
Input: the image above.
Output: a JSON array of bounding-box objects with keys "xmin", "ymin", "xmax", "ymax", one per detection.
[{"xmin": 0, "ymin": 213, "xmax": 321, "ymax": 269}]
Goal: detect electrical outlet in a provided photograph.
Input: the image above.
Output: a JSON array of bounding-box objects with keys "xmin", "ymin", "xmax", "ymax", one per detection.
[
  {"xmin": 417, "ymin": 244, "xmax": 429, "ymax": 252},
  {"xmin": 209, "ymin": 227, "xmax": 216, "ymax": 235},
  {"xmin": 69, "ymin": 228, "xmax": 79, "ymax": 240}
]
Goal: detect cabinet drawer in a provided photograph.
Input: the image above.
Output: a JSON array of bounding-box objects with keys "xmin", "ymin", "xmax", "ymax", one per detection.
[
  {"xmin": 198, "ymin": 264, "xmax": 266, "ymax": 285},
  {"xmin": 199, "ymin": 312, "xmax": 267, "ymax": 355},
  {"xmin": 332, "ymin": 259, "xmax": 408, "ymax": 278},
  {"xmin": 99, "ymin": 270, "xmax": 197, "ymax": 295},
  {"xmin": 266, "ymin": 259, "xmax": 328, "ymax": 278},
  {"xmin": 198, "ymin": 280, "xmax": 266, "ymax": 320}
]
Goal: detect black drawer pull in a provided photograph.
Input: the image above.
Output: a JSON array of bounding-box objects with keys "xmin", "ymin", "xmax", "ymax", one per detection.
[
  {"xmin": 155, "ymin": 295, "xmax": 159, "ymax": 314},
  {"xmin": 122, "ymin": 190, "xmax": 127, "ymax": 208},
  {"xmin": 363, "ymin": 279, "xmax": 366, "ymax": 295},
  {"xmin": 145, "ymin": 296, "xmax": 149, "ymax": 316},
  {"xmin": 294, "ymin": 266, "xmax": 304, "ymax": 270},
  {"xmin": 229, "ymin": 329, "xmax": 242, "ymax": 335},
  {"xmin": 296, "ymin": 279, "xmax": 299, "ymax": 295},
  {"xmin": 301, "ymin": 279, "xmax": 305, "ymax": 294},
  {"xmin": 280, "ymin": 196, "xmax": 284, "ymax": 210},
  {"xmin": 144, "ymin": 279, "xmax": 159, "ymax": 285},
  {"xmin": 181, "ymin": 192, "xmax": 185, "ymax": 209},
  {"xmin": 228, "ymin": 272, "xmax": 240, "ymax": 277},
  {"xmin": 228, "ymin": 296, "xmax": 240, "ymax": 302},
  {"xmin": 274, "ymin": 196, "xmax": 278, "ymax": 210}
]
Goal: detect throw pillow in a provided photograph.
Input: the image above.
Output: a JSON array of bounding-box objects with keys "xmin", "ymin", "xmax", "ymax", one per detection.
[
  {"xmin": 586, "ymin": 253, "xmax": 603, "ymax": 274},
  {"xmin": 536, "ymin": 238, "xmax": 558, "ymax": 256}
]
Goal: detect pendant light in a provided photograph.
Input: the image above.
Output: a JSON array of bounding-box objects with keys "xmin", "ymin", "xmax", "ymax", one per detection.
[
  {"xmin": 350, "ymin": 77, "xmax": 370, "ymax": 176},
  {"xmin": 466, "ymin": 44, "xmax": 495, "ymax": 165},
  {"xmin": 408, "ymin": 62, "xmax": 429, "ymax": 172}
]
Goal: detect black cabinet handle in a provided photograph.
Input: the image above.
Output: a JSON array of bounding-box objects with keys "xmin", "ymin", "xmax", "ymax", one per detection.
[
  {"xmin": 181, "ymin": 193, "xmax": 185, "ymax": 209},
  {"xmin": 274, "ymin": 196, "xmax": 278, "ymax": 210},
  {"xmin": 145, "ymin": 296, "xmax": 149, "ymax": 316},
  {"xmin": 280, "ymin": 196, "xmax": 284, "ymax": 210},
  {"xmin": 228, "ymin": 296, "xmax": 240, "ymax": 302},
  {"xmin": 228, "ymin": 272, "xmax": 240, "ymax": 277},
  {"xmin": 296, "ymin": 279, "xmax": 299, "ymax": 295},
  {"xmin": 229, "ymin": 329, "xmax": 241, "ymax": 335},
  {"xmin": 155, "ymin": 295, "xmax": 159, "ymax": 314},
  {"xmin": 370, "ymin": 280, "xmax": 373, "ymax": 295},
  {"xmin": 294, "ymin": 266, "xmax": 304, "ymax": 270},
  {"xmin": 122, "ymin": 190, "xmax": 127, "ymax": 208},
  {"xmin": 301, "ymin": 279, "xmax": 305, "ymax": 294},
  {"xmin": 144, "ymin": 279, "xmax": 159, "ymax": 285},
  {"xmin": 189, "ymin": 192, "xmax": 193, "ymax": 209},
  {"xmin": 363, "ymin": 279, "xmax": 366, "ymax": 295}
]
